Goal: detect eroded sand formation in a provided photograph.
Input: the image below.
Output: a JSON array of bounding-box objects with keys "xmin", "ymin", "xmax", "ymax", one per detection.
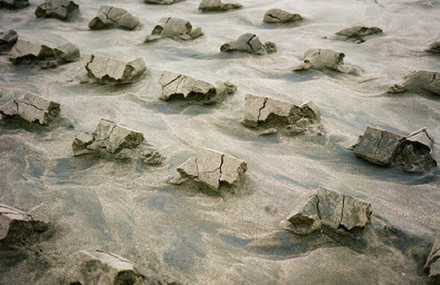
[
  {"xmin": 88, "ymin": 6, "xmax": 140, "ymax": 30},
  {"xmin": 263, "ymin": 8, "xmax": 302, "ymax": 24},
  {"xmin": 145, "ymin": 17, "xmax": 203, "ymax": 42},
  {"xmin": 221, "ymin": 33, "xmax": 276, "ymax": 54},
  {"xmin": 35, "ymin": 0, "xmax": 79, "ymax": 20}
]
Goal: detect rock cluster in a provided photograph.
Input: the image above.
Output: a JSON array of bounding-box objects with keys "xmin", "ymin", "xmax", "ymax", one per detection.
[
  {"xmin": 199, "ymin": 0, "xmax": 242, "ymax": 12},
  {"xmin": 9, "ymin": 39, "xmax": 80, "ymax": 69},
  {"xmin": 336, "ymin": 25, "xmax": 382, "ymax": 43},
  {"xmin": 353, "ymin": 127, "xmax": 437, "ymax": 173},
  {"xmin": 0, "ymin": 30, "xmax": 18, "ymax": 49},
  {"xmin": 35, "ymin": 0, "xmax": 79, "ymax": 20},
  {"xmin": 83, "ymin": 55, "xmax": 146, "ymax": 84},
  {"xmin": 387, "ymin": 70, "xmax": 440, "ymax": 96},
  {"xmin": 263, "ymin": 8, "xmax": 302, "ymax": 24},
  {"xmin": 286, "ymin": 187, "xmax": 372, "ymax": 235},
  {"xmin": 0, "ymin": 93, "xmax": 60, "ymax": 125},
  {"xmin": 293, "ymin": 48, "xmax": 350, "ymax": 72},
  {"xmin": 177, "ymin": 148, "xmax": 247, "ymax": 191},
  {"xmin": 220, "ymin": 33, "xmax": 276, "ymax": 55},
  {"xmin": 88, "ymin": 6, "xmax": 140, "ymax": 30},
  {"xmin": 144, "ymin": 0, "xmax": 183, "ymax": 4},
  {"xmin": 145, "ymin": 17, "xmax": 203, "ymax": 42},
  {"xmin": 425, "ymin": 231, "xmax": 440, "ymax": 282},
  {"xmin": 0, "ymin": 0, "xmax": 29, "ymax": 9},
  {"xmin": 427, "ymin": 41, "xmax": 440, "ymax": 53},
  {"xmin": 159, "ymin": 71, "xmax": 236, "ymax": 104}
]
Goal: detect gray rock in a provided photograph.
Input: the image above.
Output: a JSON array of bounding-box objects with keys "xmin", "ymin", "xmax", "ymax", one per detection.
[
  {"xmin": 144, "ymin": 0, "xmax": 183, "ymax": 4},
  {"xmin": 159, "ymin": 71, "xmax": 236, "ymax": 104},
  {"xmin": 0, "ymin": 0, "xmax": 29, "ymax": 9},
  {"xmin": 145, "ymin": 17, "xmax": 203, "ymax": 42},
  {"xmin": 0, "ymin": 203, "xmax": 49, "ymax": 245},
  {"xmin": 0, "ymin": 30, "xmax": 18, "ymax": 49},
  {"xmin": 427, "ymin": 41, "xmax": 440, "ymax": 53},
  {"xmin": 88, "ymin": 6, "xmax": 140, "ymax": 30},
  {"xmin": 286, "ymin": 187, "xmax": 372, "ymax": 235},
  {"xmin": 35, "ymin": 0, "xmax": 79, "ymax": 20},
  {"xmin": 425, "ymin": 231, "xmax": 440, "ymax": 282},
  {"xmin": 293, "ymin": 48, "xmax": 351, "ymax": 73},
  {"xmin": 84, "ymin": 55, "xmax": 146, "ymax": 84},
  {"xmin": 336, "ymin": 25, "xmax": 383, "ymax": 41},
  {"xmin": 387, "ymin": 70, "xmax": 440, "ymax": 96},
  {"xmin": 0, "ymin": 92, "xmax": 60, "ymax": 125},
  {"xmin": 177, "ymin": 148, "xmax": 247, "ymax": 191},
  {"xmin": 199, "ymin": 0, "xmax": 242, "ymax": 12},
  {"xmin": 220, "ymin": 33, "xmax": 276, "ymax": 55},
  {"xmin": 263, "ymin": 8, "xmax": 302, "ymax": 23}
]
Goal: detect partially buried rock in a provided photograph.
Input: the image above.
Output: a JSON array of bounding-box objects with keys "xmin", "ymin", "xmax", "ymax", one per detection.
[
  {"xmin": 144, "ymin": 0, "xmax": 183, "ymax": 4},
  {"xmin": 159, "ymin": 71, "xmax": 236, "ymax": 104},
  {"xmin": 285, "ymin": 187, "xmax": 372, "ymax": 235},
  {"xmin": 221, "ymin": 33, "xmax": 276, "ymax": 55},
  {"xmin": 199, "ymin": 0, "xmax": 242, "ymax": 12},
  {"xmin": 0, "ymin": 30, "xmax": 18, "ymax": 50},
  {"xmin": 263, "ymin": 8, "xmax": 302, "ymax": 24},
  {"xmin": 387, "ymin": 70, "xmax": 440, "ymax": 96},
  {"xmin": 336, "ymin": 25, "xmax": 382, "ymax": 43},
  {"xmin": 0, "ymin": 0, "xmax": 29, "ymax": 9},
  {"xmin": 293, "ymin": 48, "xmax": 352, "ymax": 73},
  {"xmin": 84, "ymin": 55, "xmax": 146, "ymax": 84},
  {"xmin": 145, "ymin": 17, "xmax": 203, "ymax": 42},
  {"xmin": 35, "ymin": 0, "xmax": 79, "ymax": 20},
  {"xmin": 177, "ymin": 148, "xmax": 247, "ymax": 192},
  {"xmin": 427, "ymin": 41, "xmax": 440, "ymax": 53},
  {"xmin": 88, "ymin": 6, "xmax": 140, "ymax": 30},
  {"xmin": 0, "ymin": 92, "xmax": 60, "ymax": 125},
  {"xmin": 424, "ymin": 231, "xmax": 440, "ymax": 282}
]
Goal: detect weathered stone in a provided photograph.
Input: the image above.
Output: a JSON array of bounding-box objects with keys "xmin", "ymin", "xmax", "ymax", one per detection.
[
  {"xmin": 145, "ymin": 17, "xmax": 203, "ymax": 42},
  {"xmin": 35, "ymin": 0, "xmax": 79, "ymax": 20},
  {"xmin": 84, "ymin": 55, "xmax": 146, "ymax": 84},
  {"xmin": 286, "ymin": 187, "xmax": 372, "ymax": 235},
  {"xmin": 425, "ymin": 231, "xmax": 440, "ymax": 281},
  {"xmin": 387, "ymin": 70, "xmax": 440, "ymax": 96},
  {"xmin": 0, "ymin": 30, "xmax": 18, "ymax": 49},
  {"xmin": 177, "ymin": 148, "xmax": 247, "ymax": 191},
  {"xmin": 89, "ymin": 6, "xmax": 140, "ymax": 30},
  {"xmin": 69, "ymin": 250, "xmax": 144, "ymax": 285},
  {"xmin": 220, "ymin": 33, "xmax": 276, "ymax": 55},
  {"xmin": 0, "ymin": 0, "xmax": 29, "ymax": 9},
  {"xmin": 427, "ymin": 41, "xmax": 440, "ymax": 53},
  {"xmin": 199, "ymin": 0, "xmax": 242, "ymax": 12},
  {"xmin": 293, "ymin": 48, "xmax": 350, "ymax": 72},
  {"xmin": 336, "ymin": 26, "xmax": 382, "ymax": 41},
  {"xmin": 0, "ymin": 92, "xmax": 60, "ymax": 125},
  {"xmin": 263, "ymin": 8, "xmax": 302, "ymax": 23},
  {"xmin": 142, "ymin": 150, "xmax": 165, "ymax": 165},
  {"xmin": 0, "ymin": 203, "xmax": 49, "ymax": 245},
  {"xmin": 159, "ymin": 71, "xmax": 236, "ymax": 104},
  {"xmin": 144, "ymin": 0, "xmax": 183, "ymax": 4}
]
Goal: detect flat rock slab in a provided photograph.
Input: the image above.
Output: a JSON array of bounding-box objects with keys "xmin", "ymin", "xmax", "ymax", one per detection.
[
  {"xmin": 0, "ymin": 30, "xmax": 18, "ymax": 49},
  {"xmin": 199, "ymin": 0, "xmax": 242, "ymax": 12},
  {"xmin": 425, "ymin": 231, "xmax": 440, "ymax": 282},
  {"xmin": 427, "ymin": 41, "xmax": 440, "ymax": 53},
  {"xmin": 159, "ymin": 71, "xmax": 236, "ymax": 104},
  {"xmin": 35, "ymin": 0, "xmax": 79, "ymax": 20},
  {"xmin": 144, "ymin": 0, "xmax": 183, "ymax": 4},
  {"xmin": 221, "ymin": 33, "xmax": 276, "ymax": 55},
  {"xmin": 0, "ymin": 92, "xmax": 60, "ymax": 125},
  {"xmin": 84, "ymin": 55, "xmax": 146, "ymax": 84},
  {"xmin": 293, "ymin": 48, "xmax": 351, "ymax": 73},
  {"xmin": 0, "ymin": 0, "xmax": 29, "ymax": 8},
  {"xmin": 286, "ymin": 187, "xmax": 372, "ymax": 235},
  {"xmin": 336, "ymin": 25, "xmax": 382, "ymax": 43},
  {"xmin": 177, "ymin": 148, "xmax": 247, "ymax": 192},
  {"xmin": 89, "ymin": 5, "xmax": 140, "ymax": 30},
  {"xmin": 263, "ymin": 8, "xmax": 302, "ymax": 23},
  {"xmin": 145, "ymin": 17, "xmax": 203, "ymax": 42},
  {"xmin": 387, "ymin": 70, "xmax": 440, "ymax": 96}
]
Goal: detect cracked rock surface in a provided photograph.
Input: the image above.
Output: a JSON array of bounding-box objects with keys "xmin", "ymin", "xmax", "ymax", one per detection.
[
  {"xmin": 177, "ymin": 148, "xmax": 247, "ymax": 192},
  {"xmin": 425, "ymin": 231, "xmax": 440, "ymax": 282},
  {"xmin": 35, "ymin": 0, "xmax": 79, "ymax": 20},
  {"xmin": 199, "ymin": 0, "xmax": 242, "ymax": 12},
  {"xmin": 145, "ymin": 17, "xmax": 203, "ymax": 42},
  {"xmin": 387, "ymin": 70, "xmax": 440, "ymax": 96},
  {"xmin": 263, "ymin": 8, "xmax": 302, "ymax": 24},
  {"xmin": 0, "ymin": 30, "xmax": 18, "ymax": 49},
  {"xmin": 84, "ymin": 55, "xmax": 146, "ymax": 84},
  {"xmin": 89, "ymin": 5, "xmax": 140, "ymax": 30},
  {"xmin": 0, "ymin": 92, "xmax": 60, "ymax": 125},
  {"xmin": 0, "ymin": 0, "xmax": 28, "ymax": 8},
  {"xmin": 293, "ymin": 48, "xmax": 351, "ymax": 73},
  {"xmin": 336, "ymin": 25, "xmax": 382, "ymax": 43},
  {"xmin": 144, "ymin": 0, "xmax": 183, "ymax": 4},
  {"xmin": 221, "ymin": 33, "xmax": 276, "ymax": 55},
  {"xmin": 159, "ymin": 71, "xmax": 236, "ymax": 103},
  {"xmin": 286, "ymin": 187, "xmax": 372, "ymax": 235},
  {"xmin": 427, "ymin": 41, "xmax": 440, "ymax": 53}
]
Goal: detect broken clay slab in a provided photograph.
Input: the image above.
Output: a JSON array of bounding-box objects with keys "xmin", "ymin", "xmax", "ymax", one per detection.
[
  {"xmin": 425, "ymin": 231, "xmax": 440, "ymax": 282},
  {"xmin": 387, "ymin": 70, "xmax": 440, "ymax": 96},
  {"xmin": 177, "ymin": 148, "xmax": 247, "ymax": 192},
  {"xmin": 221, "ymin": 33, "xmax": 276, "ymax": 55},
  {"xmin": 88, "ymin": 5, "xmax": 140, "ymax": 30},
  {"xmin": 144, "ymin": 0, "xmax": 183, "ymax": 4},
  {"xmin": 293, "ymin": 48, "xmax": 352, "ymax": 73},
  {"xmin": 335, "ymin": 25, "xmax": 382, "ymax": 43},
  {"xmin": 145, "ymin": 17, "xmax": 203, "ymax": 42},
  {"xmin": 285, "ymin": 187, "xmax": 372, "ymax": 235},
  {"xmin": 427, "ymin": 41, "xmax": 440, "ymax": 53},
  {"xmin": 35, "ymin": 0, "xmax": 79, "ymax": 20},
  {"xmin": 263, "ymin": 8, "xmax": 302, "ymax": 24},
  {"xmin": 0, "ymin": 0, "xmax": 29, "ymax": 9},
  {"xmin": 0, "ymin": 30, "xmax": 18, "ymax": 49},
  {"xmin": 199, "ymin": 0, "xmax": 242, "ymax": 12}
]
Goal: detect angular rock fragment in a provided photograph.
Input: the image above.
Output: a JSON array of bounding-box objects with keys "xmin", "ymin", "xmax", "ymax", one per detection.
[
  {"xmin": 142, "ymin": 150, "xmax": 165, "ymax": 165},
  {"xmin": 387, "ymin": 70, "xmax": 440, "ymax": 96},
  {"xmin": 427, "ymin": 41, "xmax": 440, "ymax": 53},
  {"xmin": 159, "ymin": 71, "xmax": 236, "ymax": 104},
  {"xmin": 0, "ymin": 30, "xmax": 18, "ymax": 49},
  {"xmin": 286, "ymin": 187, "xmax": 372, "ymax": 235},
  {"xmin": 0, "ymin": 92, "xmax": 60, "ymax": 125},
  {"xmin": 293, "ymin": 48, "xmax": 350, "ymax": 72},
  {"xmin": 177, "ymin": 148, "xmax": 247, "ymax": 191},
  {"xmin": 220, "ymin": 33, "xmax": 276, "ymax": 55},
  {"xmin": 336, "ymin": 25, "xmax": 382, "ymax": 43},
  {"xmin": 0, "ymin": 0, "xmax": 29, "ymax": 9},
  {"xmin": 88, "ymin": 6, "xmax": 140, "ymax": 30},
  {"xmin": 425, "ymin": 231, "xmax": 440, "ymax": 282},
  {"xmin": 84, "ymin": 55, "xmax": 146, "ymax": 84},
  {"xmin": 35, "ymin": 0, "xmax": 79, "ymax": 20},
  {"xmin": 199, "ymin": 0, "xmax": 242, "ymax": 12},
  {"xmin": 144, "ymin": 0, "xmax": 183, "ymax": 4},
  {"xmin": 145, "ymin": 17, "xmax": 203, "ymax": 42},
  {"xmin": 263, "ymin": 8, "xmax": 302, "ymax": 24}
]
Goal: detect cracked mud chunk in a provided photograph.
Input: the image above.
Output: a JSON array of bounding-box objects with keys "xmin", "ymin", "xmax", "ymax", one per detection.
[
  {"xmin": 145, "ymin": 17, "xmax": 203, "ymax": 42},
  {"xmin": 144, "ymin": 0, "xmax": 183, "ymax": 4},
  {"xmin": 0, "ymin": 93, "xmax": 60, "ymax": 125},
  {"xmin": 387, "ymin": 70, "xmax": 440, "ymax": 96},
  {"xmin": 159, "ymin": 71, "xmax": 236, "ymax": 103},
  {"xmin": 199, "ymin": 0, "xmax": 242, "ymax": 12},
  {"xmin": 84, "ymin": 55, "xmax": 146, "ymax": 84},
  {"xmin": 0, "ymin": 30, "xmax": 18, "ymax": 49},
  {"xmin": 425, "ymin": 231, "xmax": 440, "ymax": 282},
  {"xmin": 0, "ymin": 0, "xmax": 29, "ymax": 8},
  {"xmin": 221, "ymin": 33, "xmax": 276, "ymax": 55},
  {"xmin": 293, "ymin": 48, "xmax": 351, "ymax": 72},
  {"xmin": 177, "ymin": 148, "xmax": 247, "ymax": 191},
  {"xmin": 263, "ymin": 8, "xmax": 302, "ymax": 23},
  {"xmin": 336, "ymin": 25, "xmax": 382, "ymax": 42},
  {"xmin": 286, "ymin": 187, "xmax": 372, "ymax": 235},
  {"xmin": 35, "ymin": 0, "xmax": 79, "ymax": 20},
  {"xmin": 427, "ymin": 41, "xmax": 440, "ymax": 53},
  {"xmin": 89, "ymin": 6, "xmax": 140, "ymax": 30}
]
